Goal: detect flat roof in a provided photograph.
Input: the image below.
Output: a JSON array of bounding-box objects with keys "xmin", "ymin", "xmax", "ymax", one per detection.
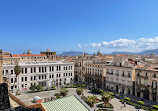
[{"xmin": 43, "ymin": 95, "xmax": 92, "ymax": 111}]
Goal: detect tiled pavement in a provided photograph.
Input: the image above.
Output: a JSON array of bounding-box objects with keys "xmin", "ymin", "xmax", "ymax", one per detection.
[{"xmin": 110, "ymin": 98, "xmax": 145, "ymax": 111}]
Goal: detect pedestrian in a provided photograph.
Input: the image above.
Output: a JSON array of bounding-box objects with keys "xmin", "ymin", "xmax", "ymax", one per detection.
[{"xmin": 124, "ymin": 101, "xmax": 126, "ymax": 107}]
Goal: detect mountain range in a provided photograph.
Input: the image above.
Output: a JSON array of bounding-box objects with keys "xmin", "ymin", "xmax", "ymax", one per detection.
[
  {"xmin": 59, "ymin": 49, "xmax": 158, "ymax": 56},
  {"xmin": 111, "ymin": 49, "xmax": 158, "ymax": 55},
  {"xmin": 59, "ymin": 51, "xmax": 84, "ymax": 56}
]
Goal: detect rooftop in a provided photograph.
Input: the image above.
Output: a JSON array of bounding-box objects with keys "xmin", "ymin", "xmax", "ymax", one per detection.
[{"xmin": 43, "ymin": 95, "xmax": 92, "ymax": 111}]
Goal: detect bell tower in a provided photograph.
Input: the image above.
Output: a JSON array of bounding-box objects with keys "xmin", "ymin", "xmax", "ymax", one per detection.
[{"xmin": 0, "ymin": 50, "xmax": 3, "ymax": 83}]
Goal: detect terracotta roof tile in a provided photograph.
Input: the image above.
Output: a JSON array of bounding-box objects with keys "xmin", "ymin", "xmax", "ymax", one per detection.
[{"xmin": 19, "ymin": 54, "xmax": 46, "ymax": 57}]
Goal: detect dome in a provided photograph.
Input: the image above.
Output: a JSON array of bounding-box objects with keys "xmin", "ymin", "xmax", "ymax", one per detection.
[
  {"xmin": 27, "ymin": 49, "xmax": 31, "ymax": 54},
  {"xmin": 47, "ymin": 49, "xmax": 50, "ymax": 52}
]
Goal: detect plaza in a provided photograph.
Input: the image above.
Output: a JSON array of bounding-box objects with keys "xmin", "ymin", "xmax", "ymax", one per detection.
[{"xmin": 16, "ymin": 88, "xmax": 146, "ymax": 111}]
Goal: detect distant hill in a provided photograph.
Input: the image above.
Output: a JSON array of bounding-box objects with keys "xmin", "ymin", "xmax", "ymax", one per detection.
[
  {"xmin": 139, "ymin": 49, "xmax": 158, "ymax": 55},
  {"xmin": 111, "ymin": 49, "xmax": 158, "ymax": 55},
  {"xmin": 111, "ymin": 51, "xmax": 132, "ymax": 55},
  {"xmin": 60, "ymin": 51, "xmax": 83, "ymax": 56}
]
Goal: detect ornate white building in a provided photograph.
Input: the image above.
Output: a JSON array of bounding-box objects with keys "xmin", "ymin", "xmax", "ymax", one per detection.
[{"xmin": 3, "ymin": 61, "xmax": 74, "ymax": 92}]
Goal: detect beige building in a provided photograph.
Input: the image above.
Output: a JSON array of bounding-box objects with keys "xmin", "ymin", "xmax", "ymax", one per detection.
[
  {"xmin": 74, "ymin": 55, "xmax": 92, "ymax": 84},
  {"xmin": 84, "ymin": 63, "xmax": 106, "ymax": 89},
  {"xmin": 40, "ymin": 49, "xmax": 56, "ymax": 61},
  {"xmin": 105, "ymin": 55, "xmax": 137, "ymax": 95},
  {"xmin": 135, "ymin": 66, "xmax": 158, "ymax": 101},
  {"xmin": 3, "ymin": 49, "xmax": 57, "ymax": 65}
]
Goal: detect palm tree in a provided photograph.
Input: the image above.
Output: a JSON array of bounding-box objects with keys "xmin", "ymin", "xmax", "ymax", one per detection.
[
  {"xmin": 13, "ymin": 65, "xmax": 21, "ymax": 94},
  {"xmin": 60, "ymin": 88, "xmax": 68, "ymax": 97},
  {"xmin": 36, "ymin": 85, "xmax": 43, "ymax": 92},
  {"xmin": 76, "ymin": 87, "xmax": 83, "ymax": 96},
  {"xmin": 30, "ymin": 84, "xmax": 36, "ymax": 93},
  {"xmin": 86, "ymin": 95, "xmax": 97, "ymax": 107},
  {"xmin": 101, "ymin": 92, "xmax": 111, "ymax": 105}
]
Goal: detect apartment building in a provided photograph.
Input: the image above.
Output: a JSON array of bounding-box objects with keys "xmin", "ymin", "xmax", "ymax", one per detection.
[
  {"xmin": 3, "ymin": 61, "xmax": 74, "ymax": 92},
  {"xmin": 135, "ymin": 66, "xmax": 158, "ymax": 101},
  {"xmin": 3, "ymin": 49, "xmax": 57, "ymax": 65},
  {"xmin": 92, "ymin": 56, "xmax": 113, "ymax": 64},
  {"xmin": 105, "ymin": 55, "xmax": 136, "ymax": 96},
  {"xmin": 40, "ymin": 49, "xmax": 56, "ymax": 61},
  {"xmin": 84, "ymin": 63, "xmax": 106, "ymax": 89}
]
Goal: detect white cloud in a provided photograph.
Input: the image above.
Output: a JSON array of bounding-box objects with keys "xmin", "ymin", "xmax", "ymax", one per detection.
[
  {"xmin": 78, "ymin": 44, "xmax": 82, "ymax": 48},
  {"xmin": 78, "ymin": 36, "xmax": 158, "ymax": 52},
  {"xmin": 90, "ymin": 43, "xmax": 101, "ymax": 48}
]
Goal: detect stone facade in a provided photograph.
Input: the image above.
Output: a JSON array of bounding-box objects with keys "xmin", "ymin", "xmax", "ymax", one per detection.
[
  {"xmin": 3, "ymin": 61, "xmax": 74, "ymax": 92},
  {"xmin": 135, "ymin": 67, "xmax": 158, "ymax": 101}
]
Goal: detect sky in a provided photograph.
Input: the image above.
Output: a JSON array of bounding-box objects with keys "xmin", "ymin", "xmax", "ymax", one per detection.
[{"xmin": 1, "ymin": 0, "xmax": 158, "ymax": 54}]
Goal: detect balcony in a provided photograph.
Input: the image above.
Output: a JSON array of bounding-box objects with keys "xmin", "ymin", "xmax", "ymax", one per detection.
[{"xmin": 106, "ymin": 72, "xmax": 113, "ymax": 75}]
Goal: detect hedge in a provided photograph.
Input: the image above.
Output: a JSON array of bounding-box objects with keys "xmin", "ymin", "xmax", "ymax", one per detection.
[
  {"xmin": 153, "ymin": 105, "xmax": 158, "ymax": 110},
  {"xmin": 137, "ymin": 101, "xmax": 144, "ymax": 105},
  {"xmin": 109, "ymin": 92, "xmax": 114, "ymax": 96},
  {"xmin": 125, "ymin": 97, "xmax": 130, "ymax": 101}
]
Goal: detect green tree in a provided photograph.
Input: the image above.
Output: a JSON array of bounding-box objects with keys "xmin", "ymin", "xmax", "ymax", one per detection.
[
  {"xmin": 36, "ymin": 85, "xmax": 43, "ymax": 92},
  {"xmin": 76, "ymin": 87, "xmax": 83, "ymax": 96},
  {"xmin": 60, "ymin": 88, "xmax": 68, "ymax": 97},
  {"xmin": 13, "ymin": 65, "xmax": 21, "ymax": 93},
  {"xmin": 52, "ymin": 85, "xmax": 56, "ymax": 89},
  {"xmin": 86, "ymin": 95, "xmax": 97, "ymax": 107},
  {"xmin": 101, "ymin": 92, "xmax": 111, "ymax": 105},
  {"xmin": 54, "ymin": 93, "xmax": 61, "ymax": 99},
  {"xmin": 30, "ymin": 85, "xmax": 36, "ymax": 93}
]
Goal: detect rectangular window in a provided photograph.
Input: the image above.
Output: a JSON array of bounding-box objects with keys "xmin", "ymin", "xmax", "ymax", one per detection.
[
  {"xmin": 11, "ymin": 70, "xmax": 13, "ymax": 74},
  {"xmin": 34, "ymin": 67, "xmax": 36, "ymax": 73},
  {"xmin": 31, "ymin": 76, "xmax": 33, "ymax": 81},
  {"xmin": 21, "ymin": 77, "xmax": 23, "ymax": 82},
  {"xmin": 22, "ymin": 68, "xmax": 23, "ymax": 74},
  {"xmin": 52, "ymin": 66, "xmax": 54, "ymax": 71},
  {"xmin": 45, "ymin": 67, "xmax": 47, "ymax": 72},
  {"xmin": 25, "ymin": 68, "xmax": 27, "ymax": 73},
  {"xmin": 49, "ymin": 67, "xmax": 51, "ymax": 72},
  {"xmin": 39, "ymin": 67, "xmax": 41, "ymax": 72},
  {"xmin": 25, "ymin": 77, "xmax": 27, "ymax": 81},
  {"xmin": 39, "ymin": 76, "xmax": 41, "ymax": 80},
  {"xmin": 31, "ymin": 67, "xmax": 33, "ymax": 73},
  {"xmin": 34, "ymin": 76, "xmax": 36, "ymax": 80},
  {"xmin": 42, "ymin": 67, "xmax": 44, "ymax": 72},
  {"xmin": 6, "ymin": 70, "xmax": 8, "ymax": 74},
  {"xmin": 11, "ymin": 78, "xmax": 13, "ymax": 83}
]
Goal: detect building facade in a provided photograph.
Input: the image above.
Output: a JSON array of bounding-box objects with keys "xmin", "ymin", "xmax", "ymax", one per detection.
[
  {"xmin": 3, "ymin": 61, "xmax": 74, "ymax": 92},
  {"xmin": 40, "ymin": 49, "xmax": 56, "ymax": 61},
  {"xmin": 135, "ymin": 66, "xmax": 158, "ymax": 101},
  {"xmin": 84, "ymin": 63, "xmax": 106, "ymax": 89}
]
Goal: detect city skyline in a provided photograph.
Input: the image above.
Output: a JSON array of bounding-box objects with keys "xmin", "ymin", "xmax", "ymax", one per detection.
[{"xmin": 1, "ymin": 0, "xmax": 158, "ymax": 54}]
